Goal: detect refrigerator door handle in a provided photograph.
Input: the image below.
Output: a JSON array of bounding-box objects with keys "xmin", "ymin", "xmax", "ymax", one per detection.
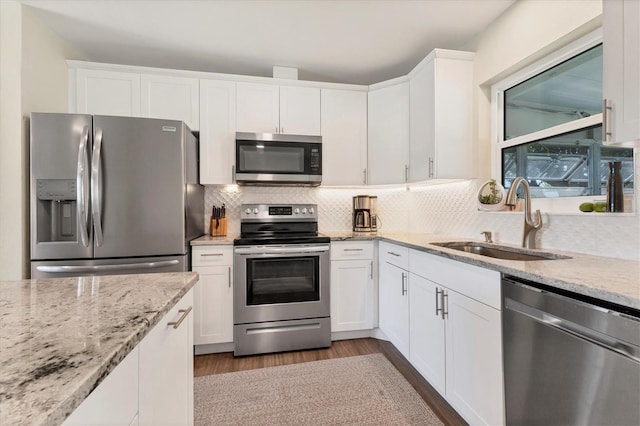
[
  {"xmin": 36, "ymin": 260, "xmax": 180, "ymax": 273},
  {"xmin": 91, "ymin": 127, "xmax": 104, "ymax": 247},
  {"xmin": 76, "ymin": 125, "xmax": 90, "ymax": 247}
]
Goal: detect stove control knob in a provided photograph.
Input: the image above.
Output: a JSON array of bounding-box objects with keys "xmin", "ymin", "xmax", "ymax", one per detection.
[
  {"xmin": 244, "ymin": 208, "xmax": 251, "ymax": 214},
  {"xmin": 294, "ymin": 208, "xmax": 300, "ymax": 214},
  {"xmin": 252, "ymin": 208, "xmax": 259, "ymax": 214},
  {"xmin": 309, "ymin": 207, "xmax": 315, "ymax": 214},
  {"xmin": 301, "ymin": 208, "xmax": 307, "ymax": 214}
]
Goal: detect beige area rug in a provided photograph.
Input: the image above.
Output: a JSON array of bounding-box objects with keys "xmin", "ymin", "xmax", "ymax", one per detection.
[{"xmin": 194, "ymin": 353, "xmax": 443, "ymax": 425}]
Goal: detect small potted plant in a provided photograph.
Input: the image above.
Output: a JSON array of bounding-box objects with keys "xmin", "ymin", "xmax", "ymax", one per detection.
[{"xmin": 477, "ymin": 179, "xmax": 506, "ymax": 211}]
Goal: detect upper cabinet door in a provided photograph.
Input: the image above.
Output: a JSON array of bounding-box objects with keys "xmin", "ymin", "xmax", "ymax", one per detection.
[
  {"xmin": 75, "ymin": 69, "xmax": 141, "ymax": 117},
  {"xmin": 409, "ymin": 61, "xmax": 435, "ymax": 182},
  {"xmin": 367, "ymin": 81, "xmax": 410, "ymax": 185},
  {"xmin": 199, "ymin": 79, "xmax": 236, "ymax": 185},
  {"xmin": 408, "ymin": 51, "xmax": 474, "ymax": 182},
  {"xmin": 603, "ymin": 0, "xmax": 640, "ymax": 146},
  {"xmin": 321, "ymin": 89, "xmax": 367, "ymax": 185},
  {"xmin": 141, "ymin": 74, "xmax": 199, "ymax": 130},
  {"xmin": 279, "ymin": 86, "xmax": 321, "ymax": 135},
  {"xmin": 236, "ymin": 82, "xmax": 279, "ymax": 133}
]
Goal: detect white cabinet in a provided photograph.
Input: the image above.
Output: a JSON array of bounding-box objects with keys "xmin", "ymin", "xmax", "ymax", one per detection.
[
  {"xmin": 603, "ymin": 0, "xmax": 640, "ymax": 146},
  {"xmin": 73, "ymin": 67, "xmax": 200, "ymax": 130},
  {"xmin": 409, "ymin": 50, "xmax": 474, "ymax": 181},
  {"xmin": 192, "ymin": 245, "xmax": 234, "ymax": 346},
  {"xmin": 378, "ymin": 242, "xmax": 410, "ymax": 358},
  {"xmin": 199, "ymin": 80, "xmax": 236, "ymax": 184},
  {"xmin": 409, "ymin": 273, "xmax": 446, "ymax": 395},
  {"xmin": 63, "ymin": 348, "xmax": 139, "ymax": 426},
  {"xmin": 408, "ymin": 249, "xmax": 503, "ymax": 426},
  {"xmin": 367, "ymin": 80, "xmax": 410, "ymax": 184},
  {"xmin": 330, "ymin": 241, "xmax": 374, "ymax": 332},
  {"xmin": 75, "ymin": 68, "xmax": 141, "ymax": 117},
  {"xmin": 236, "ymin": 83, "xmax": 320, "ymax": 135},
  {"xmin": 139, "ymin": 288, "xmax": 194, "ymax": 426},
  {"xmin": 444, "ymin": 288, "xmax": 503, "ymax": 426},
  {"xmin": 321, "ymin": 89, "xmax": 368, "ymax": 185},
  {"xmin": 236, "ymin": 82, "xmax": 279, "ymax": 133},
  {"xmin": 64, "ymin": 288, "xmax": 195, "ymax": 426},
  {"xmin": 141, "ymin": 74, "xmax": 199, "ymax": 130},
  {"xmin": 280, "ymin": 86, "xmax": 321, "ymax": 135}
]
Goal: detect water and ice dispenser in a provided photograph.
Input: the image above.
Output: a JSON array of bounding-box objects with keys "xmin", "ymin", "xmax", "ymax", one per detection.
[{"xmin": 35, "ymin": 179, "xmax": 78, "ymax": 243}]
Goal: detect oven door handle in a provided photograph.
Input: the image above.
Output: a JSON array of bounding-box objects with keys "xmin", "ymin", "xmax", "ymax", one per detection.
[{"xmin": 234, "ymin": 245, "xmax": 329, "ymax": 255}]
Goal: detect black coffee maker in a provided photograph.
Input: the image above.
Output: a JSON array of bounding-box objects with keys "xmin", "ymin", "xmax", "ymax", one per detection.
[{"xmin": 353, "ymin": 195, "xmax": 378, "ymax": 232}]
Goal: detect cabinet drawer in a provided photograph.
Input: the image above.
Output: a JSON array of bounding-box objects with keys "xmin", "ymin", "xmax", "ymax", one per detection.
[
  {"xmin": 409, "ymin": 249, "xmax": 501, "ymax": 309},
  {"xmin": 379, "ymin": 241, "xmax": 409, "ymax": 270},
  {"xmin": 331, "ymin": 241, "xmax": 374, "ymax": 260},
  {"xmin": 192, "ymin": 245, "xmax": 233, "ymax": 267}
]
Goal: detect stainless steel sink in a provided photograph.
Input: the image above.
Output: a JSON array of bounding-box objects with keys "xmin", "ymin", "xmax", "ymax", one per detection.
[{"xmin": 431, "ymin": 241, "xmax": 571, "ymax": 261}]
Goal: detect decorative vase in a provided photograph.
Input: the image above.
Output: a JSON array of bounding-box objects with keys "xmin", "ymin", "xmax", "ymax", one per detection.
[
  {"xmin": 606, "ymin": 161, "xmax": 624, "ymax": 213},
  {"xmin": 477, "ymin": 179, "xmax": 506, "ymax": 211}
]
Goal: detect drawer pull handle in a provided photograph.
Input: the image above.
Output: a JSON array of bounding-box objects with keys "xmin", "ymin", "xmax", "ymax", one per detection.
[
  {"xmin": 201, "ymin": 253, "xmax": 224, "ymax": 257},
  {"xmin": 388, "ymin": 251, "xmax": 401, "ymax": 257},
  {"xmin": 436, "ymin": 288, "xmax": 442, "ymax": 317},
  {"xmin": 343, "ymin": 248, "xmax": 364, "ymax": 252},
  {"xmin": 167, "ymin": 306, "xmax": 192, "ymax": 329}
]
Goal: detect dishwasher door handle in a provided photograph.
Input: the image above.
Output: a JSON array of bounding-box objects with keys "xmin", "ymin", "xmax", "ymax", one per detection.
[{"xmin": 506, "ymin": 297, "xmax": 640, "ymax": 363}]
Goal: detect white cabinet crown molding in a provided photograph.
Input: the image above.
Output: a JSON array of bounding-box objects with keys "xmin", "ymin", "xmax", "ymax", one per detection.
[
  {"xmin": 408, "ymin": 48, "xmax": 475, "ymax": 79},
  {"xmin": 66, "ymin": 60, "xmax": 368, "ymax": 91}
]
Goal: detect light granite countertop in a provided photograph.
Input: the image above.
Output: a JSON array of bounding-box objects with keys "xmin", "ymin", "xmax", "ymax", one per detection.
[
  {"xmin": 374, "ymin": 232, "xmax": 640, "ymax": 311},
  {"xmin": 0, "ymin": 271, "xmax": 199, "ymax": 426},
  {"xmin": 191, "ymin": 234, "xmax": 238, "ymax": 245},
  {"xmin": 192, "ymin": 230, "xmax": 639, "ymax": 310}
]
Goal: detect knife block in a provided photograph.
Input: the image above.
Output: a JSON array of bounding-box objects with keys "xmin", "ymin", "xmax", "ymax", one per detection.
[{"xmin": 210, "ymin": 217, "xmax": 227, "ymax": 237}]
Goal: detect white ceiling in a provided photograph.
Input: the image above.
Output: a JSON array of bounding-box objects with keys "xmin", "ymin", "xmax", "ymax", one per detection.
[{"xmin": 21, "ymin": 0, "xmax": 516, "ymax": 85}]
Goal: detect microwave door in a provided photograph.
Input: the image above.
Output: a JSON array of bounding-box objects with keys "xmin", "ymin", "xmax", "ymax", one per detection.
[{"xmin": 30, "ymin": 113, "xmax": 94, "ymax": 261}]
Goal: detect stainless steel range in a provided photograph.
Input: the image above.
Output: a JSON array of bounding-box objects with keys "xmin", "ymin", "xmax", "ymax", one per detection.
[{"xmin": 233, "ymin": 204, "xmax": 331, "ymax": 356}]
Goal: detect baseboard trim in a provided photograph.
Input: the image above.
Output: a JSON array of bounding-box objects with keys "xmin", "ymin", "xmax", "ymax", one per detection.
[{"xmin": 194, "ymin": 342, "xmax": 234, "ymax": 355}]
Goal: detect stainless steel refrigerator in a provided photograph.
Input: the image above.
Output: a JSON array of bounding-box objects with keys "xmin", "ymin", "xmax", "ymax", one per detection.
[{"xmin": 30, "ymin": 113, "xmax": 203, "ymax": 278}]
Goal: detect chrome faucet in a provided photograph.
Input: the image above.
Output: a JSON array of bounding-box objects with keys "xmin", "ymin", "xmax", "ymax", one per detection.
[{"xmin": 504, "ymin": 177, "xmax": 543, "ymax": 249}]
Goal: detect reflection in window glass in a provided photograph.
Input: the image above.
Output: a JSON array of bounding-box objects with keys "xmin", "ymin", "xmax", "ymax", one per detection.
[
  {"xmin": 502, "ymin": 125, "xmax": 634, "ymax": 198},
  {"xmin": 504, "ymin": 45, "xmax": 602, "ymax": 140}
]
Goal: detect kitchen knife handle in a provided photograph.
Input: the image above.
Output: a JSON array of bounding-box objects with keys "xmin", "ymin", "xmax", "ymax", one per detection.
[
  {"xmin": 76, "ymin": 125, "xmax": 90, "ymax": 247},
  {"xmin": 91, "ymin": 127, "xmax": 104, "ymax": 247}
]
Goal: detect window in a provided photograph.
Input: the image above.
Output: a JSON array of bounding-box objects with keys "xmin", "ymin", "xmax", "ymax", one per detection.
[{"xmin": 493, "ymin": 31, "xmax": 634, "ymax": 199}]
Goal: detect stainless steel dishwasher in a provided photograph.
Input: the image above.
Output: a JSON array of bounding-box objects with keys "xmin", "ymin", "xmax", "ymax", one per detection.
[{"xmin": 503, "ymin": 275, "xmax": 640, "ymax": 425}]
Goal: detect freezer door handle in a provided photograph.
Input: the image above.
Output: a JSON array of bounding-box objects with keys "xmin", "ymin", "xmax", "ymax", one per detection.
[
  {"xmin": 91, "ymin": 127, "xmax": 104, "ymax": 247},
  {"xmin": 36, "ymin": 260, "xmax": 180, "ymax": 273},
  {"xmin": 76, "ymin": 125, "xmax": 90, "ymax": 247}
]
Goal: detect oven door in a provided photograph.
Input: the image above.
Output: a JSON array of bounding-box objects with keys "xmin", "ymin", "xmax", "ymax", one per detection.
[{"xmin": 234, "ymin": 244, "xmax": 330, "ymax": 324}]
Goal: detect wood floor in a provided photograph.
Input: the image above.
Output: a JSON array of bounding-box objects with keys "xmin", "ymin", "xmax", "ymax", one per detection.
[{"xmin": 194, "ymin": 338, "xmax": 467, "ymax": 426}]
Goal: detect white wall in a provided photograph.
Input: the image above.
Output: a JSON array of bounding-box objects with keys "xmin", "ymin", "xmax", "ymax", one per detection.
[
  {"xmin": 465, "ymin": 0, "xmax": 603, "ymax": 182},
  {"xmin": 0, "ymin": 1, "xmax": 24, "ymax": 280},
  {"xmin": 0, "ymin": 2, "xmax": 84, "ymax": 280}
]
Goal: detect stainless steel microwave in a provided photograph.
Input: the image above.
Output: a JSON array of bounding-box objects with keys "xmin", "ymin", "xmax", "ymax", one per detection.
[{"xmin": 235, "ymin": 132, "xmax": 322, "ymax": 185}]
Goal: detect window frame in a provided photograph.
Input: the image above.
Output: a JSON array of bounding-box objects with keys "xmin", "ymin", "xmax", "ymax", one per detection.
[{"xmin": 491, "ymin": 29, "xmax": 607, "ymax": 197}]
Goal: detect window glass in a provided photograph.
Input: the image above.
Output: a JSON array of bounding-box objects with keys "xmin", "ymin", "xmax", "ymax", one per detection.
[
  {"xmin": 504, "ymin": 45, "xmax": 602, "ymax": 140},
  {"xmin": 502, "ymin": 125, "xmax": 634, "ymax": 198}
]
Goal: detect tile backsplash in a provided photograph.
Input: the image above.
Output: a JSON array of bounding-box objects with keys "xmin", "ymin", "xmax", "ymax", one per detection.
[{"xmin": 205, "ymin": 179, "xmax": 640, "ymax": 261}]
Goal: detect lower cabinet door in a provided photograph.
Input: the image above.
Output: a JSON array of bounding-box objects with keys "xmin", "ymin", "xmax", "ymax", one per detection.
[
  {"xmin": 330, "ymin": 259, "xmax": 374, "ymax": 332},
  {"xmin": 409, "ymin": 273, "xmax": 446, "ymax": 395},
  {"xmin": 379, "ymin": 261, "xmax": 410, "ymax": 358},
  {"xmin": 445, "ymin": 289, "xmax": 503, "ymax": 425},
  {"xmin": 193, "ymin": 266, "xmax": 233, "ymax": 345},
  {"xmin": 139, "ymin": 289, "xmax": 194, "ymax": 426},
  {"xmin": 63, "ymin": 347, "xmax": 139, "ymax": 426}
]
